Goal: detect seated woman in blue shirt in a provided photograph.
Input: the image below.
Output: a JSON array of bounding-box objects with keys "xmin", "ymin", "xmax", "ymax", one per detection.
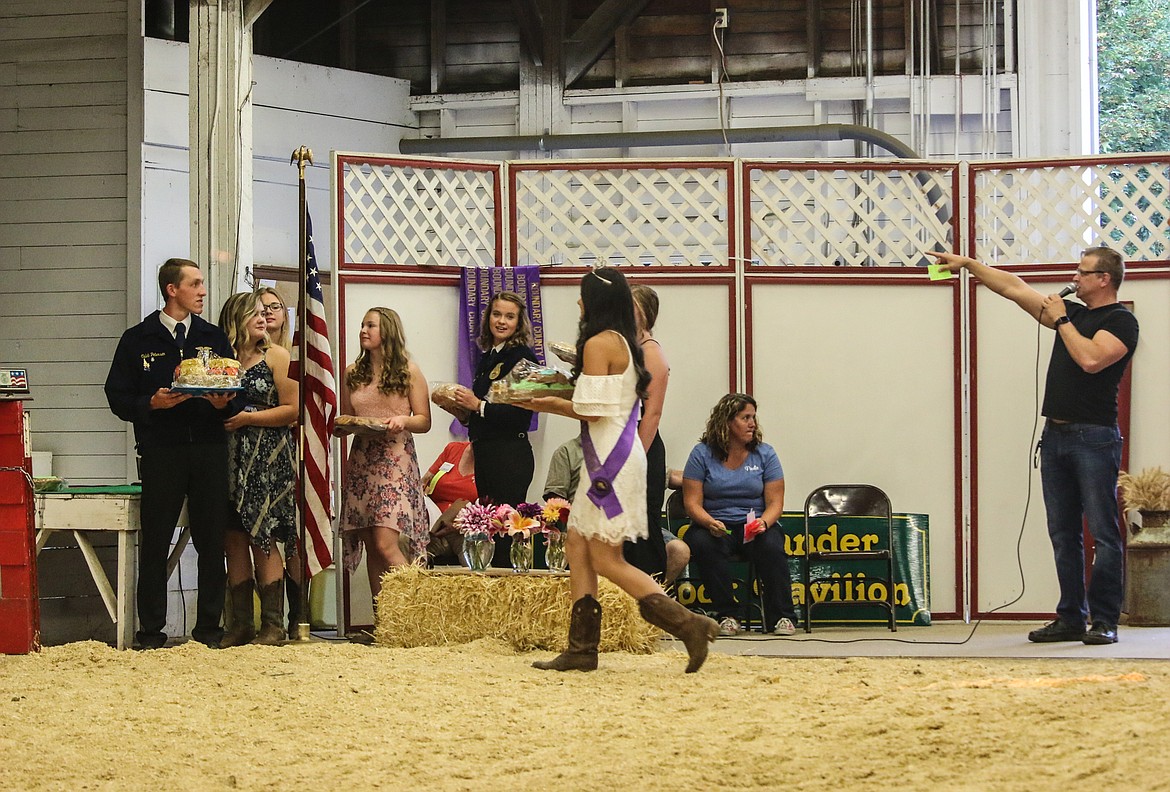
[{"xmin": 682, "ymin": 393, "xmax": 798, "ymax": 636}]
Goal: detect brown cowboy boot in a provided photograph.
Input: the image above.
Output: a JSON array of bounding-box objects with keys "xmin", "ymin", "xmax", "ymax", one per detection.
[
  {"xmin": 220, "ymin": 580, "xmax": 256, "ymax": 648},
  {"xmin": 638, "ymin": 593, "xmax": 720, "ymax": 673},
  {"xmin": 533, "ymin": 595, "xmax": 602, "ymax": 671},
  {"xmin": 285, "ymin": 573, "xmax": 303, "ymax": 636},
  {"xmin": 253, "ymin": 580, "xmax": 286, "ymax": 646}
]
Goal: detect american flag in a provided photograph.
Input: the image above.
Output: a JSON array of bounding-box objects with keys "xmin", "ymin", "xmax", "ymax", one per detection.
[{"xmin": 291, "ymin": 210, "xmax": 336, "ymax": 577}]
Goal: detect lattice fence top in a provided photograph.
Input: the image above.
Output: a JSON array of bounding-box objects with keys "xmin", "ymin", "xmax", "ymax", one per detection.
[
  {"xmin": 972, "ymin": 160, "xmax": 1170, "ymax": 264},
  {"xmin": 746, "ymin": 164, "xmax": 955, "ymax": 267},
  {"xmin": 340, "ymin": 158, "xmax": 500, "ymax": 268},
  {"xmin": 335, "ymin": 155, "xmax": 1168, "ymax": 276},
  {"xmin": 510, "ymin": 163, "xmax": 732, "ymax": 269}
]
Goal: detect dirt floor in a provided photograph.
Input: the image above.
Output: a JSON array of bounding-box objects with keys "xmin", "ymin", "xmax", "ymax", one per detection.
[{"xmin": 1, "ymin": 639, "xmax": 1168, "ymax": 791}]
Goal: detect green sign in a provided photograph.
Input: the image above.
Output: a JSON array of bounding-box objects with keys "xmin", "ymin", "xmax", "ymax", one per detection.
[{"xmin": 674, "ymin": 512, "xmax": 931, "ymax": 627}]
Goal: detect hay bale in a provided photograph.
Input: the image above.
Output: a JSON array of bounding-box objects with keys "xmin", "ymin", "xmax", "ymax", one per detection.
[{"xmin": 374, "ymin": 566, "xmax": 660, "ymax": 654}]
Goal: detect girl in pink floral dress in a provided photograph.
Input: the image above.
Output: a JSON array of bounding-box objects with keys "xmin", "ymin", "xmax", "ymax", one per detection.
[{"xmin": 338, "ymin": 307, "xmax": 431, "ymax": 601}]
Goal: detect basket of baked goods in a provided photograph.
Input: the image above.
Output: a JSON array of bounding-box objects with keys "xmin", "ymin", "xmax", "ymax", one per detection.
[
  {"xmin": 333, "ymin": 415, "xmax": 389, "ymax": 437},
  {"xmin": 549, "ymin": 340, "xmax": 577, "ymax": 366},
  {"xmin": 171, "ymin": 348, "xmax": 243, "ymax": 393},
  {"xmin": 486, "ymin": 359, "xmax": 575, "ymax": 404},
  {"xmin": 429, "ymin": 382, "xmax": 463, "ymax": 412}
]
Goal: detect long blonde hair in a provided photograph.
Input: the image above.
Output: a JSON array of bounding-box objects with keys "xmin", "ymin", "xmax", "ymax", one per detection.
[
  {"xmin": 255, "ymin": 286, "xmax": 291, "ymax": 349},
  {"xmin": 346, "ymin": 307, "xmax": 412, "ymax": 395},
  {"xmin": 219, "ymin": 292, "xmax": 268, "ymax": 358}
]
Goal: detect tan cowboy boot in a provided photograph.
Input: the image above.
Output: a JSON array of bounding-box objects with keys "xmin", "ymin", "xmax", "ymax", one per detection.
[
  {"xmin": 253, "ymin": 580, "xmax": 286, "ymax": 646},
  {"xmin": 637, "ymin": 593, "xmax": 719, "ymax": 673},
  {"xmin": 220, "ymin": 580, "xmax": 256, "ymax": 648},
  {"xmin": 533, "ymin": 595, "xmax": 602, "ymax": 671}
]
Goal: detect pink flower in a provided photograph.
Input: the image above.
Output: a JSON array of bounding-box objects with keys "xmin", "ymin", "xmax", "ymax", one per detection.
[{"xmin": 455, "ymin": 500, "xmax": 496, "ymax": 538}]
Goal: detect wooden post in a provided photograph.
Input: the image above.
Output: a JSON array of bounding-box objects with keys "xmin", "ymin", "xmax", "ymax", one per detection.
[{"xmin": 188, "ymin": 0, "xmax": 274, "ymax": 318}]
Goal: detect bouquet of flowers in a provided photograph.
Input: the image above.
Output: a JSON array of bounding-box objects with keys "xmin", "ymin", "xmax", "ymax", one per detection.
[
  {"xmin": 454, "ymin": 500, "xmax": 497, "ymax": 540},
  {"xmin": 541, "ymin": 497, "xmax": 571, "ymax": 536},
  {"xmin": 495, "ymin": 503, "xmax": 543, "ymax": 539}
]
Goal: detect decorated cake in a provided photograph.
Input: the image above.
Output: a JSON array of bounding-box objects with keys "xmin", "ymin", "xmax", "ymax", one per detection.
[{"xmin": 172, "ymin": 350, "xmax": 242, "ymax": 390}]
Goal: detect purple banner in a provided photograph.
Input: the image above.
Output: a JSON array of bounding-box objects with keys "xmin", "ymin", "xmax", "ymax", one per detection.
[{"xmin": 452, "ymin": 266, "xmax": 545, "ymax": 435}]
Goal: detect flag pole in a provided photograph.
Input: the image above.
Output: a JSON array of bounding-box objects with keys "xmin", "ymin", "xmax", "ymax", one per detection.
[{"xmin": 291, "ymin": 144, "xmax": 313, "ymax": 642}]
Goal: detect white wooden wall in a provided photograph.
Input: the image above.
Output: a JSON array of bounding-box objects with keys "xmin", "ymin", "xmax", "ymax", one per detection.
[
  {"xmin": 0, "ymin": 2, "xmax": 131, "ymax": 485},
  {"xmin": 2, "ymin": 27, "xmax": 411, "ymax": 486}
]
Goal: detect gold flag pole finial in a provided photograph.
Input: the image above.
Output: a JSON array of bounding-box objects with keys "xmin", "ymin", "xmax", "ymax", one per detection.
[{"xmin": 291, "ymin": 146, "xmax": 314, "ymax": 179}]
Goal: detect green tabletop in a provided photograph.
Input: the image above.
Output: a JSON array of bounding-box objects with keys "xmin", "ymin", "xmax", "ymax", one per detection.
[{"xmin": 55, "ymin": 485, "xmax": 142, "ymax": 496}]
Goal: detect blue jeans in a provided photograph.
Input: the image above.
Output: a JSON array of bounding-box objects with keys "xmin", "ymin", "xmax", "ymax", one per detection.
[{"xmin": 1039, "ymin": 422, "xmax": 1125, "ymax": 627}]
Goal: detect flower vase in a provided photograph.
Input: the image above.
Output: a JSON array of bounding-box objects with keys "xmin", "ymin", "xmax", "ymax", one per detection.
[
  {"xmin": 510, "ymin": 535, "xmax": 534, "ymax": 573},
  {"xmin": 463, "ymin": 536, "xmax": 495, "ymax": 571},
  {"xmin": 545, "ymin": 531, "xmax": 567, "ymax": 573}
]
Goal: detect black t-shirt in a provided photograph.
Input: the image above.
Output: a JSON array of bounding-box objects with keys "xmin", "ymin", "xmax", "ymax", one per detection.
[{"xmin": 1042, "ymin": 300, "xmax": 1138, "ymax": 426}]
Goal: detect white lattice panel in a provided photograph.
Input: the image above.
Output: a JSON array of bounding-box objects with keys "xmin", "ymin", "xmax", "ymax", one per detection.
[
  {"xmin": 511, "ymin": 164, "xmax": 732, "ymax": 268},
  {"xmin": 340, "ymin": 158, "xmax": 500, "ymax": 267},
  {"xmin": 747, "ymin": 165, "xmax": 955, "ymax": 267},
  {"xmin": 973, "ymin": 160, "xmax": 1170, "ymax": 263}
]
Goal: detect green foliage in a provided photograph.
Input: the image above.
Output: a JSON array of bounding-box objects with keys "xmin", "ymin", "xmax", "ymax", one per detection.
[{"xmin": 1097, "ymin": 0, "xmax": 1170, "ymax": 153}]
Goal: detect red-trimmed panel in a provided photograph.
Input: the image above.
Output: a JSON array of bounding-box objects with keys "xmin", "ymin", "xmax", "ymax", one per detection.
[{"xmin": 507, "ymin": 160, "xmax": 737, "ymax": 275}]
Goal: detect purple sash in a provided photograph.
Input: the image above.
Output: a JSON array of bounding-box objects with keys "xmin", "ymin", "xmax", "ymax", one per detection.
[{"xmin": 580, "ymin": 400, "xmax": 641, "ymax": 518}]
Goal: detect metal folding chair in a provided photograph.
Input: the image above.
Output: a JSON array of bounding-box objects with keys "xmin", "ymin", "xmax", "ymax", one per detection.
[{"xmin": 802, "ymin": 484, "xmax": 897, "ymax": 633}]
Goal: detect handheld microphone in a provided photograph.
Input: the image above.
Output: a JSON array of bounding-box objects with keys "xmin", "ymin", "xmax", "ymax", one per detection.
[{"xmin": 1058, "ymin": 282, "xmax": 1076, "ymax": 298}]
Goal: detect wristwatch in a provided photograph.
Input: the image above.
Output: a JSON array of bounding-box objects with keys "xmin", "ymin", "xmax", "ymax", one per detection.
[{"xmin": 1054, "ymin": 315, "xmax": 1071, "ymax": 327}]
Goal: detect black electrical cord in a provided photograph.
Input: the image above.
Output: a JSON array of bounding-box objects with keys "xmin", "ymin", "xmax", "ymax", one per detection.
[{"xmin": 725, "ymin": 307, "xmax": 1051, "ymax": 648}]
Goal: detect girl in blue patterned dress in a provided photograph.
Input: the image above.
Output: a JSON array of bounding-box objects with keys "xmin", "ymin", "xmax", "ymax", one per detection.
[
  {"xmin": 521, "ymin": 268, "xmax": 719, "ymax": 673},
  {"xmin": 219, "ymin": 292, "xmax": 298, "ymax": 646}
]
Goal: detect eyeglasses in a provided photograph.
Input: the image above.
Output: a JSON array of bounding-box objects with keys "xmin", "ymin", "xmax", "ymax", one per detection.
[
  {"xmin": 1076, "ymin": 269, "xmax": 1106, "ymax": 277},
  {"xmin": 259, "ymin": 303, "xmax": 285, "ymax": 314}
]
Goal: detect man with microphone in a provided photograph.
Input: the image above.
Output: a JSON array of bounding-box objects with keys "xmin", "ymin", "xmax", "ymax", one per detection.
[{"xmin": 928, "ymin": 247, "xmax": 1138, "ymax": 645}]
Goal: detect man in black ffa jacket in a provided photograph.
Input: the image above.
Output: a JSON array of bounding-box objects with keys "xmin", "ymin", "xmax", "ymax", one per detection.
[{"xmin": 105, "ymin": 258, "xmax": 239, "ymax": 649}]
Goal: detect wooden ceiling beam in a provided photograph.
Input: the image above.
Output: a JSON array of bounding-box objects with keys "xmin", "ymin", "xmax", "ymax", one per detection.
[
  {"xmin": 431, "ymin": 0, "xmax": 447, "ymax": 93},
  {"xmin": 242, "ymin": 0, "xmax": 274, "ymax": 28},
  {"xmin": 512, "ymin": 0, "xmax": 545, "ymax": 67},
  {"xmin": 563, "ymin": 0, "xmax": 654, "ymax": 87}
]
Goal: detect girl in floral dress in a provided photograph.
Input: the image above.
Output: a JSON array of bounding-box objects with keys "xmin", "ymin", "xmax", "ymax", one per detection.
[
  {"xmin": 219, "ymin": 292, "xmax": 298, "ymax": 646},
  {"xmin": 338, "ymin": 307, "xmax": 431, "ymax": 602},
  {"xmin": 521, "ymin": 268, "xmax": 719, "ymax": 673}
]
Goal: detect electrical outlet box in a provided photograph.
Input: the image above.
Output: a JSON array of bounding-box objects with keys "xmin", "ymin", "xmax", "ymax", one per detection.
[{"xmin": 714, "ymin": 7, "xmax": 728, "ymax": 28}]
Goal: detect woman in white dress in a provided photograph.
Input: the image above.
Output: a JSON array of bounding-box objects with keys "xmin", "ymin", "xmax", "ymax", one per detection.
[{"xmin": 522, "ymin": 267, "xmax": 718, "ymax": 673}]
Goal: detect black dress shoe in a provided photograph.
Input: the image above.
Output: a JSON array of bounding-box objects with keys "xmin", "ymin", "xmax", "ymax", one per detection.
[
  {"xmin": 191, "ymin": 627, "xmax": 224, "ymax": 649},
  {"xmin": 1082, "ymin": 621, "xmax": 1118, "ymax": 645},
  {"xmin": 134, "ymin": 631, "xmax": 167, "ymax": 650},
  {"xmin": 1027, "ymin": 619, "xmax": 1086, "ymax": 643}
]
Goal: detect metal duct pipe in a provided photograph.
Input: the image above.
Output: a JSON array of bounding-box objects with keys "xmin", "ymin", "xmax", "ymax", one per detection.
[
  {"xmin": 400, "ymin": 122, "xmax": 949, "ymax": 230},
  {"xmin": 400, "ymin": 123, "xmax": 920, "ymax": 159}
]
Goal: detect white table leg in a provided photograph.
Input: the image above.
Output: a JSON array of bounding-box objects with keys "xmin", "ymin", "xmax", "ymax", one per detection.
[
  {"xmin": 72, "ymin": 530, "xmax": 118, "ymax": 622},
  {"xmin": 117, "ymin": 530, "xmax": 136, "ymax": 651}
]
